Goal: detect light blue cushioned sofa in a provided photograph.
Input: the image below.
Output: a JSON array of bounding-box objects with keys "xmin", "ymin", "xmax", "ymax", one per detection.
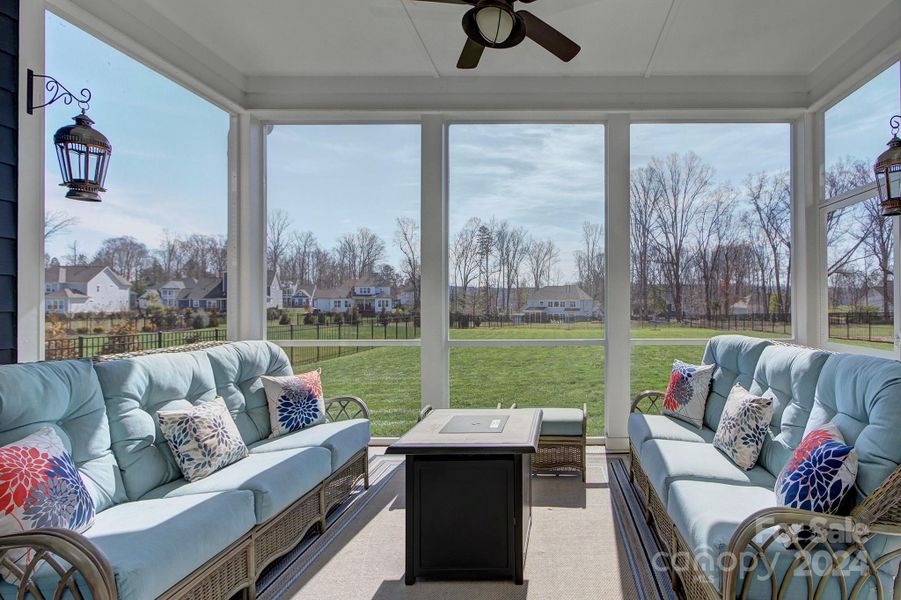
[
  {"xmin": 0, "ymin": 341, "xmax": 370, "ymax": 600},
  {"xmin": 629, "ymin": 335, "xmax": 901, "ymax": 600}
]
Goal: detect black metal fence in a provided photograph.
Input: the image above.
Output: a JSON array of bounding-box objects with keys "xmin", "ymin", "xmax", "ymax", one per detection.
[
  {"xmin": 634, "ymin": 313, "xmax": 792, "ymax": 335},
  {"xmin": 45, "ymin": 328, "xmax": 227, "ymax": 360},
  {"xmin": 827, "ymin": 312, "xmax": 894, "ymax": 345}
]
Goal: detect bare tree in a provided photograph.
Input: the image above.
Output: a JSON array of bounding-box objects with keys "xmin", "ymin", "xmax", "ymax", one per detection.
[
  {"xmin": 574, "ymin": 222, "xmax": 605, "ymax": 304},
  {"xmin": 288, "ymin": 231, "xmax": 319, "ymax": 286},
  {"xmin": 92, "ymin": 236, "xmax": 150, "ymax": 280},
  {"xmin": 335, "ymin": 227, "xmax": 386, "ymax": 280},
  {"xmin": 267, "ymin": 209, "xmax": 292, "ymax": 274},
  {"xmin": 394, "ymin": 217, "xmax": 421, "ymax": 310},
  {"xmin": 649, "ymin": 152, "xmax": 713, "ymax": 320},
  {"xmin": 746, "ymin": 171, "xmax": 791, "ymax": 314},
  {"xmin": 451, "ymin": 218, "xmax": 481, "ymax": 312},
  {"xmin": 495, "ymin": 224, "xmax": 528, "ymax": 313},
  {"xmin": 66, "ymin": 240, "xmax": 88, "ymax": 266},
  {"xmin": 858, "ymin": 197, "xmax": 894, "ymax": 315},
  {"xmin": 630, "ymin": 166, "xmax": 657, "ymax": 318},
  {"xmin": 527, "ymin": 238, "xmax": 559, "ymax": 290},
  {"xmin": 45, "ymin": 211, "xmax": 78, "ymax": 241},
  {"xmin": 692, "ymin": 185, "xmax": 735, "ymax": 319}
]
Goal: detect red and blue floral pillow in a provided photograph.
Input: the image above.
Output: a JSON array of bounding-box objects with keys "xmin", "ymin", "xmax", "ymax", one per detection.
[
  {"xmin": 662, "ymin": 359, "xmax": 715, "ymax": 428},
  {"xmin": 261, "ymin": 369, "xmax": 326, "ymax": 438},
  {"xmin": 775, "ymin": 422, "xmax": 857, "ymax": 514},
  {"xmin": 0, "ymin": 427, "xmax": 95, "ymax": 582}
]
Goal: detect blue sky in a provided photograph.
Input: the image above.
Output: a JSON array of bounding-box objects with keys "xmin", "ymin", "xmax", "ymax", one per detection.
[{"xmin": 45, "ymin": 13, "xmax": 900, "ymax": 281}]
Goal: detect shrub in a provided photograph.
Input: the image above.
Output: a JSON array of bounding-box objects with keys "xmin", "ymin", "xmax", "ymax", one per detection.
[
  {"xmin": 208, "ymin": 307, "xmax": 220, "ymax": 328},
  {"xmin": 317, "ymin": 313, "xmax": 326, "ymax": 325},
  {"xmin": 101, "ymin": 323, "xmax": 141, "ymax": 355},
  {"xmin": 75, "ymin": 327, "xmax": 90, "ymax": 335},
  {"xmin": 191, "ymin": 314, "xmax": 209, "ymax": 329},
  {"xmin": 303, "ymin": 312, "xmax": 314, "ymax": 325},
  {"xmin": 334, "ymin": 313, "xmax": 344, "ymax": 325},
  {"xmin": 141, "ymin": 324, "xmax": 155, "ymax": 332},
  {"xmin": 279, "ymin": 312, "xmax": 291, "ymax": 325},
  {"xmin": 93, "ymin": 327, "xmax": 106, "ymax": 334}
]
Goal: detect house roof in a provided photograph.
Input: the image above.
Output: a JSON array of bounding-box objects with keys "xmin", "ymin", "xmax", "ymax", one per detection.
[
  {"xmin": 160, "ymin": 278, "xmax": 197, "ymax": 290},
  {"xmin": 46, "ymin": 288, "xmax": 89, "ymax": 300},
  {"xmin": 45, "ymin": 266, "xmax": 131, "ymax": 289},
  {"xmin": 527, "ymin": 285, "xmax": 592, "ymax": 302},
  {"xmin": 179, "ymin": 277, "xmax": 225, "ymax": 301}
]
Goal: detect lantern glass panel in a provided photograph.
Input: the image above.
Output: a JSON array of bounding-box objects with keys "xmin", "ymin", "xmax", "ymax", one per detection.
[{"xmin": 890, "ymin": 166, "xmax": 901, "ymax": 200}]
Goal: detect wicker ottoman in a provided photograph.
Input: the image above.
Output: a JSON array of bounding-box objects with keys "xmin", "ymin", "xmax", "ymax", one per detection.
[{"xmin": 531, "ymin": 404, "xmax": 587, "ymax": 482}]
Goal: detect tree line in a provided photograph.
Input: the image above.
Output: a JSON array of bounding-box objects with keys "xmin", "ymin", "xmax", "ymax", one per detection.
[{"xmin": 44, "ymin": 153, "xmax": 891, "ymax": 319}]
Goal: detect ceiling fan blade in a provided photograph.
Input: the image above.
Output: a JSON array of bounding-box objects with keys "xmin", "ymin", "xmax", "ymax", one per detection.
[
  {"xmin": 517, "ymin": 10, "xmax": 580, "ymax": 62},
  {"xmin": 457, "ymin": 37, "xmax": 485, "ymax": 69}
]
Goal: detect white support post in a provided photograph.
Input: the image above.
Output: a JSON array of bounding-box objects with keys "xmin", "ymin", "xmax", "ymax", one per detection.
[
  {"xmin": 17, "ymin": 1, "xmax": 45, "ymax": 363},
  {"xmin": 227, "ymin": 113, "xmax": 267, "ymax": 341},
  {"xmin": 894, "ymin": 218, "xmax": 900, "ymax": 359},
  {"xmin": 791, "ymin": 112, "xmax": 824, "ymax": 348},
  {"xmin": 419, "ymin": 115, "xmax": 449, "ymax": 409},
  {"xmin": 605, "ymin": 114, "xmax": 631, "ymax": 452}
]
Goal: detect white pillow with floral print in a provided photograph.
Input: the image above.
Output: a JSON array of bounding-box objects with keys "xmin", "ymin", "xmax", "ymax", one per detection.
[
  {"xmin": 261, "ymin": 369, "xmax": 326, "ymax": 438},
  {"xmin": 713, "ymin": 384, "xmax": 774, "ymax": 470},
  {"xmin": 0, "ymin": 427, "xmax": 95, "ymax": 584},
  {"xmin": 157, "ymin": 397, "xmax": 248, "ymax": 482}
]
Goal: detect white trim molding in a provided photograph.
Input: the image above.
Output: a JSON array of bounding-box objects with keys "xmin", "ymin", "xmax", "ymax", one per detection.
[{"xmin": 17, "ymin": 0, "xmax": 45, "ymax": 363}]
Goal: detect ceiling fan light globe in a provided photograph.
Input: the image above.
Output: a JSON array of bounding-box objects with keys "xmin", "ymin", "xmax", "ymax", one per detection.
[{"xmin": 475, "ymin": 6, "xmax": 515, "ymax": 44}]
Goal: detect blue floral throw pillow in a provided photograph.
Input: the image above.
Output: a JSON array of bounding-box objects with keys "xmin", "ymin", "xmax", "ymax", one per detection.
[
  {"xmin": 775, "ymin": 423, "xmax": 857, "ymax": 513},
  {"xmin": 0, "ymin": 427, "xmax": 96, "ymax": 583},
  {"xmin": 157, "ymin": 397, "xmax": 249, "ymax": 482},
  {"xmin": 713, "ymin": 384, "xmax": 774, "ymax": 470},
  {"xmin": 261, "ymin": 369, "xmax": 326, "ymax": 438},
  {"xmin": 662, "ymin": 359, "xmax": 714, "ymax": 428}
]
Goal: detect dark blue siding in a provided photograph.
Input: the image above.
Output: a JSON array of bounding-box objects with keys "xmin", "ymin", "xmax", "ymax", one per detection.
[{"xmin": 0, "ymin": 0, "xmax": 16, "ymax": 364}]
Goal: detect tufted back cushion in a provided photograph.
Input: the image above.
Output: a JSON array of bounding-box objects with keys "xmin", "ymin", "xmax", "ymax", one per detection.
[
  {"xmin": 94, "ymin": 351, "xmax": 218, "ymax": 500},
  {"xmin": 808, "ymin": 353, "xmax": 901, "ymax": 506},
  {"xmin": 204, "ymin": 341, "xmax": 292, "ymax": 444},
  {"xmin": 701, "ymin": 335, "xmax": 772, "ymax": 430},
  {"xmin": 0, "ymin": 359, "xmax": 125, "ymax": 512},
  {"xmin": 749, "ymin": 344, "xmax": 831, "ymax": 478}
]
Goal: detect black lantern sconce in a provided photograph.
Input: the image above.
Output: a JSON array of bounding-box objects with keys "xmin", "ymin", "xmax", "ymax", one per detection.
[
  {"xmin": 27, "ymin": 69, "xmax": 112, "ymax": 202},
  {"xmin": 874, "ymin": 114, "xmax": 901, "ymax": 217}
]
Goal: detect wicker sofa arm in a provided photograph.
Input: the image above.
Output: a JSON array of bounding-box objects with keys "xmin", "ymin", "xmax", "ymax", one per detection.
[
  {"xmin": 324, "ymin": 396, "xmax": 370, "ymax": 422},
  {"xmin": 721, "ymin": 506, "xmax": 901, "ymax": 600},
  {"xmin": 631, "ymin": 390, "xmax": 666, "ymax": 413},
  {"xmin": 0, "ymin": 528, "xmax": 117, "ymax": 600}
]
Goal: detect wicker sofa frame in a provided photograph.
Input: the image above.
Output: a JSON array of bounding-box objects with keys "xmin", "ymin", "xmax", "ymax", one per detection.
[
  {"xmin": 629, "ymin": 390, "xmax": 901, "ymax": 600},
  {"xmin": 0, "ymin": 355, "xmax": 370, "ymax": 600}
]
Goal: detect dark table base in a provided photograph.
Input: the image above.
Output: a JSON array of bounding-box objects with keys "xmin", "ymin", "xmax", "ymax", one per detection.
[{"xmin": 405, "ymin": 453, "xmax": 531, "ymax": 585}]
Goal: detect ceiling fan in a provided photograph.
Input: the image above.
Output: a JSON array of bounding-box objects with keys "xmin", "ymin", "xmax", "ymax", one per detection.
[{"xmin": 415, "ymin": 0, "xmax": 581, "ymax": 69}]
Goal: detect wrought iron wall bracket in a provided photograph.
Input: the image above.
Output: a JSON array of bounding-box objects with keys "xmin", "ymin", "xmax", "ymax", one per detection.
[{"xmin": 26, "ymin": 69, "xmax": 93, "ymax": 115}]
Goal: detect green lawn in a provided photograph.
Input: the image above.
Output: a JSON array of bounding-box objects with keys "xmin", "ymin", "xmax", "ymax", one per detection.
[{"xmin": 294, "ymin": 342, "xmax": 718, "ymax": 438}]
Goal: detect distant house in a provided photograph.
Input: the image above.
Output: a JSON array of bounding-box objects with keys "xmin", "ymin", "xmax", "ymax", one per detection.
[
  {"xmin": 45, "ymin": 266, "xmax": 132, "ymax": 314},
  {"xmin": 153, "ymin": 271, "xmax": 282, "ymax": 311},
  {"xmin": 396, "ymin": 285, "xmax": 417, "ymax": 309},
  {"xmin": 524, "ymin": 285, "xmax": 596, "ymax": 318},
  {"xmin": 282, "ymin": 283, "xmax": 313, "ymax": 309},
  {"xmin": 730, "ymin": 291, "xmax": 770, "ymax": 316},
  {"xmin": 312, "ymin": 277, "xmax": 393, "ymax": 314}
]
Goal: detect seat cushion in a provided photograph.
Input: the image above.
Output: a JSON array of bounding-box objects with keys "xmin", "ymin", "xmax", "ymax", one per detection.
[
  {"xmin": 538, "ymin": 408, "xmax": 584, "ymax": 436},
  {"xmin": 0, "ymin": 359, "xmax": 125, "ymax": 513},
  {"xmin": 641, "ymin": 439, "xmax": 776, "ymax": 504},
  {"xmin": 205, "ymin": 341, "xmax": 293, "ymax": 445},
  {"xmin": 249, "ymin": 420, "xmax": 370, "ymax": 472},
  {"xmin": 747, "ymin": 344, "xmax": 830, "ymax": 478},
  {"xmin": 628, "ymin": 413, "xmax": 715, "ymax": 457},
  {"xmin": 701, "ymin": 335, "xmax": 772, "ymax": 430},
  {"xmin": 94, "ymin": 351, "xmax": 220, "ymax": 500},
  {"xmin": 141, "ymin": 447, "xmax": 331, "ymax": 523},
  {"xmin": 667, "ymin": 479, "xmax": 875, "ymax": 600},
  {"xmin": 2, "ymin": 491, "xmax": 257, "ymax": 600}
]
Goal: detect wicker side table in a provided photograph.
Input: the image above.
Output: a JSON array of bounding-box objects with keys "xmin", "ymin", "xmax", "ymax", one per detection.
[{"xmin": 502, "ymin": 403, "xmax": 587, "ymax": 481}]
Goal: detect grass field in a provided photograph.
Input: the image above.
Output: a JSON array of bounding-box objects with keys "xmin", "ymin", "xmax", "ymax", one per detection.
[{"xmin": 292, "ymin": 324, "xmax": 779, "ymax": 437}]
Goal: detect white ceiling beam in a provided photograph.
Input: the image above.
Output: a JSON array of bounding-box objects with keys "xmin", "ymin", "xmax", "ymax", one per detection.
[
  {"xmin": 47, "ymin": 0, "xmax": 247, "ymax": 112},
  {"xmin": 244, "ymin": 74, "xmax": 808, "ymax": 112},
  {"xmin": 807, "ymin": 0, "xmax": 901, "ymax": 112}
]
